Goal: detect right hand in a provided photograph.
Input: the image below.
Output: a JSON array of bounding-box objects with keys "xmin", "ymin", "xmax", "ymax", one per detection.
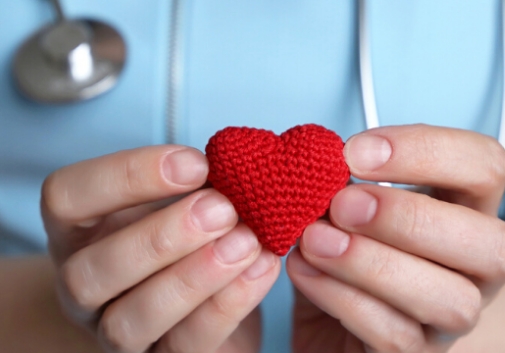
[{"xmin": 41, "ymin": 145, "xmax": 281, "ymax": 353}]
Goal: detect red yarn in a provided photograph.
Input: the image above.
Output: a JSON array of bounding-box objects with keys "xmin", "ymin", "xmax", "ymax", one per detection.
[{"xmin": 205, "ymin": 124, "xmax": 350, "ymax": 256}]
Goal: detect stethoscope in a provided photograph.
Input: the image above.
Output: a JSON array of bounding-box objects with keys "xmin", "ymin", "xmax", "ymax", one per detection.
[
  {"xmin": 13, "ymin": 0, "xmax": 505, "ymax": 151},
  {"xmin": 12, "ymin": 0, "xmax": 126, "ymax": 104},
  {"xmin": 359, "ymin": 0, "xmax": 505, "ymax": 149}
]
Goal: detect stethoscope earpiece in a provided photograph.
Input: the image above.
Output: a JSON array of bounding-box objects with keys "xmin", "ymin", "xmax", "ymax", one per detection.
[{"xmin": 13, "ymin": 0, "xmax": 126, "ymax": 104}]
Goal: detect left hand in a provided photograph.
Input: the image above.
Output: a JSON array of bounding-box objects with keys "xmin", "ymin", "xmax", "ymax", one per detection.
[{"xmin": 287, "ymin": 124, "xmax": 505, "ymax": 353}]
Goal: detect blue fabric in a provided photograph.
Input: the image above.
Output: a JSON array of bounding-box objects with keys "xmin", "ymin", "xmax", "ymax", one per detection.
[
  {"xmin": 0, "ymin": 0, "xmax": 170, "ymax": 252},
  {"xmin": 0, "ymin": 1, "xmax": 503, "ymax": 352}
]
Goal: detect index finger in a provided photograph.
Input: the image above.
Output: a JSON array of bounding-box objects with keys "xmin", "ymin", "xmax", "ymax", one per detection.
[
  {"xmin": 41, "ymin": 145, "xmax": 209, "ymax": 234},
  {"xmin": 344, "ymin": 124, "xmax": 505, "ymax": 214}
]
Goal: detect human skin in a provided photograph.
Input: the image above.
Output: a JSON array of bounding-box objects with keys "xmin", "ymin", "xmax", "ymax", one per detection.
[
  {"xmin": 39, "ymin": 145, "xmax": 281, "ymax": 353},
  {"xmin": 287, "ymin": 124, "xmax": 505, "ymax": 353},
  {"xmin": 1, "ymin": 124, "xmax": 504, "ymax": 352}
]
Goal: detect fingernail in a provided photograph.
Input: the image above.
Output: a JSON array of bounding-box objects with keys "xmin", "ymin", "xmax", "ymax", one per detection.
[
  {"xmin": 303, "ymin": 223, "xmax": 350, "ymax": 258},
  {"xmin": 345, "ymin": 135, "xmax": 392, "ymax": 172},
  {"xmin": 289, "ymin": 249, "xmax": 321, "ymax": 277},
  {"xmin": 213, "ymin": 227, "xmax": 258, "ymax": 264},
  {"xmin": 242, "ymin": 250, "xmax": 276, "ymax": 280},
  {"xmin": 191, "ymin": 193, "xmax": 237, "ymax": 232},
  {"xmin": 331, "ymin": 188, "xmax": 378, "ymax": 227},
  {"xmin": 163, "ymin": 149, "xmax": 208, "ymax": 185}
]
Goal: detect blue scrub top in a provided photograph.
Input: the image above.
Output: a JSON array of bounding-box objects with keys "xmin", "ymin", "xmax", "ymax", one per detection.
[{"xmin": 0, "ymin": 1, "xmax": 502, "ymax": 352}]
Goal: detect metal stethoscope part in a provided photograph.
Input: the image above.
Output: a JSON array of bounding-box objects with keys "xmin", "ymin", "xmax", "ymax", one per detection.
[{"xmin": 12, "ymin": 0, "xmax": 126, "ymax": 104}]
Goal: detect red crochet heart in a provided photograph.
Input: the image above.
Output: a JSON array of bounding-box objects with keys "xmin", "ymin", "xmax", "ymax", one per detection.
[{"xmin": 205, "ymin": 124, "xmax": 350, "ymax": 256}]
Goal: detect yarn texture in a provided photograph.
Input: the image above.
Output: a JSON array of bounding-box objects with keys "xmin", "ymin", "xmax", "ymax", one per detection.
[{"xmin": 205, "ymin": 124, "xmax": 350, "ymax": 256}]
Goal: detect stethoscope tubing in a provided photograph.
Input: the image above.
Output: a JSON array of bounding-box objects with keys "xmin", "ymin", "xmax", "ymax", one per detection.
[
  {"xmin": 358, "ymin": 0, "xmax": 392, "ymax": 187},
  {"xmin": 359, "ymin": 0, "xmax": 505, "ymax": 148},
  {"xmin": 358, "ymin": 0, "xmax": 380, "ymax": 131},
  {"xmin": 499, "ymin": 0, "xmax": 505, "ymax": 147}
]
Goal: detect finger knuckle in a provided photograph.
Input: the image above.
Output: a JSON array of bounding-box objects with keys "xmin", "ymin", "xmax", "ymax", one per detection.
[
  {"xmin": 375, "ymin": 328, "xmax": 423, "ymax": 353},
  {"xmin": 394, "ymin": 194, "xmax": 433, "ymax": 244},
  {"xmin": 161, "ymin": 333, "xmax": 193, "ymax": 353},
  {"xmin": 405, "ymin": 126, "xmax": 442, "ymax": 173},
  {"xmin": 140, "ymin": 280, "xmax": 199, "ymax": 335},
  {"xmin": 345, "ymin": 288, "xmax": 372, "ymax": 313},
  {"xmin": 464, "ymin": 137, "xmax": 505, "ymax": 195},
  {"xmin": 174, "ymin": 272, "xmax": 203, "ymax": 303},
  {"xmin": 120, "ymin": 154, "xmax": 146, "ymax": 198},
  {"xmin": 207, "ymin": 294, "xmax": 241, "ymax": 327},
  {"xmin": 345, "ymin": 292, "xmax": 424, "ymax": 353},
  {"xmin": 431, "ymin": 284, "xmax": 481, "ymax": 334},
  {"xmin": 491, "ymin": 226, "xmax": 505, "ymax": 282},
  {"xmin": 151, "ymin": 272, "xmax": 202, "ymax": 315},
  {"xmin": 368, "ymin": 247, "xmax": 400, "ymax": 283},
  {"xmin": 59, "ymin": 258, "xmax": 100, "ymax": 311},
  {"xmin": 99, "ymin": 309, "xmax": 137, "ymax": 353},
  {"xmin": 482, "ymin": 137, "xmax": 505, "ymax": 190},
  {"xmin": 140, "ymin": 220, "xmax": 176, "ymax": 264}
]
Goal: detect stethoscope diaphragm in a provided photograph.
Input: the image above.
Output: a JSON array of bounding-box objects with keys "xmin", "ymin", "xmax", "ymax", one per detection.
[{"xmin": 12, "ymin": 0, "xmax": 126, "ymax": 104}]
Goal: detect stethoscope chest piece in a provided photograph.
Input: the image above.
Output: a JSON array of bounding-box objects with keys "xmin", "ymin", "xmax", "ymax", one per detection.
[{"xmin": 13, "ymin": 14, "xmax": 126, "ymax": 104}]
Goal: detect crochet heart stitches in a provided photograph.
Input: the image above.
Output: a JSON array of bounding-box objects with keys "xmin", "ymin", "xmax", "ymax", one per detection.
[{"xmin": 205, "ymin": 124, "xmax": 350, "ymax": 256}]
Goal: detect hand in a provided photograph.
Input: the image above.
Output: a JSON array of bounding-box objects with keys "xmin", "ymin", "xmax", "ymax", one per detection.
[
  {"xmin": 41, "ymin": 146, "xmax": 281, "ymax": 353},
  {"xmin": 287, "ymin": 125, "xmax": 505, "ymax": 353}
]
